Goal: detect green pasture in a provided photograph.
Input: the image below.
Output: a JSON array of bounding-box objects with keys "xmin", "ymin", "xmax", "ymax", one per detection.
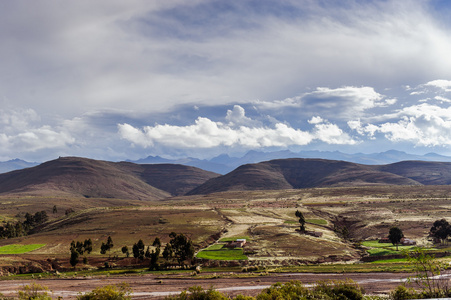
[
  {"xmin": 362, "ymin": 240, "xmax": 436, "ymax": 257},
  {"xmin": 361, "ymin": 240, "xmax": 392, "ymax": 248},
  {"xmin": 306, "ymin": 219, "xmax": 328, "ymax": 225},
  {"xmin": 196, "ymin": 248, "xmax": 248, "ymax": 260},
  {"xmin": 197, "ymin": 242, "xmax": 248, "ymax": 260},
  {"xmin": 0, "ymin": 244, "xmax": 45, "ymax": 254}
]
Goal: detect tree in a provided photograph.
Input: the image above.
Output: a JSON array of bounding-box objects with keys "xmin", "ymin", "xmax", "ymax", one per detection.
[
  {"xmin": 106, "ymin": 236, "xmax": 114, "ymax": 249},
  {"xmin": 430, "ymin": 219, "xmax": 451, "ymax": 244},
  {"xmin": 100, "ymin": 236, "xmax": 114, "ymax": 256},
  {"xmin": 121, "ymin": 245, "xmax": 129, "ymax": 258},
  {"xmin": 100, "ymin": 243, "xmax": 109, "ymax": 255},
  {"xmin": 389, "ymin": 226, "xmax": 404, "ymax": 251},
  {"xmin": 132, "ymin": 239, "xmax": 145, "ymax": 261},
  {"xmin": 168, "ymin": 232, "xmax": 195, "ymax": 267},
  {"xmin": 70, "ymin": 249, "xmax": 79, "ymax": 268},
  {"xmin": 295, "ymin": 210, "xmax": 306, "ymax": 233},
  {"xmin": 162, "ymin": 243, "xmax": 173, "ymax": 261},
  {"xmin": 152, "ymin": 237, "xmax": 161, "ymax": 248},
  {"xmin": 150, "ymin": 246, "xmax": 160, "ymax": 270},
  {"xmin": 83, "ymin": 238, "xmax": 93, "ymax": 254},
  {"xmin": 405, "ymin": 248, "xmax": 450, "ymax": 298},
  {"xmin": 53, "ymin": 205, "xmax": 57, "ymax": 214},
  {"xmin": 145, "ymin": 246, "xmax": 151, "ymax": 259}
]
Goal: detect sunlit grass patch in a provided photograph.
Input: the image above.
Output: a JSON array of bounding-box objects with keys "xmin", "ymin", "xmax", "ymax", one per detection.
[
  {"xmin": 0, "ymin": 244, "xmax": 45, "ymax": 254},
  {"xmin": 361, "ymin": 240, "xmax": 392, "ymax": 248},
  {"xmin": 206, "ymin": 244, "xmax": 224, "ymax": 250},
  {"xmin": 196, "ymin": 248, "xmax": 248, "ymax": 260},
  {"xmin": 284, "ymin": 220, "xmax": 298, "ymax": 224},
  {"xmin": 371, "ymin": 258, "xmax": 408, "ymax": 263},
  {"xmin": 306, "ymin": 218, "xmax": 328, "ymax": 225}
]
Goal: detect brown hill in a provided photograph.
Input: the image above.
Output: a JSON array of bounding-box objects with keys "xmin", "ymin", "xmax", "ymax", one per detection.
[
  {"xmin": 375, "ymin": 160, "xmax": 451, "ymax": 185},
  {"xmin": 187, "ymin": 158, "xmax": 422, "ymax": 195},
  {"xmin": 115, "ymin": 162, "xmax": 220, "ymax": 196},
  {"xmin": 0, "ymin": 157, "xmax": 219, "ymax": 200}
]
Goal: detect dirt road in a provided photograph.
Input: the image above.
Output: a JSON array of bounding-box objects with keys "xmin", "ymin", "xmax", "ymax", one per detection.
[{"xmin": 0, "ymin": 272, "xmax": 413, "ymax": 299}]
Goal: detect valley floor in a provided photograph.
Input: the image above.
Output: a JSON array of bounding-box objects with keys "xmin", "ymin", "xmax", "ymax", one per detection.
[{"xmin": 0, "ymin": 271, "xmax": 413, "ymax": 299}]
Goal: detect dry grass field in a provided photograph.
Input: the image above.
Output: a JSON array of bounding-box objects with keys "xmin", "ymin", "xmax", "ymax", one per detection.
[{"xmin": 1, "ymin": 185, "xmax": 451, "ymax": 272}]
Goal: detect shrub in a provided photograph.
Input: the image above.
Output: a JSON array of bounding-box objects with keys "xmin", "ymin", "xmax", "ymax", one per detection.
[
  {"xmin": 77, "ymin": 283, "xmax": 131, "ymax": 300},
  {"xmin": 165, "ymin": 286, "xmax": 228, "ymax": 300},
  {"xmin": 389, "ymin": 285, "xmax": 419, "ymax": 300},
  {"xmin": 257, "ymin": 280, "xmax": 363, "ymax": 300},
  {"xmin": 17, "ymin": 283, "xmax": 52, "ymax": 300},
  {"xmin": 313, "ymin": 279, "xmax": 364, "ymax": 300},
  {"xmin": 234, "ymin": 296, "xmax": 256, "ymax": 300},
  {"xmin": 256, "ymin": 281, "xmax": 310, "ymax": 300}
]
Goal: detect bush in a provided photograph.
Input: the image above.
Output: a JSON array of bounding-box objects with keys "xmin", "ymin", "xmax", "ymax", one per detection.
[
  {"xmin": 257, "ymin": 280, "xmax": 363, "ymax": 300},
  {"xmin": 166, "ymin": 286, "xmax": 228, "ymax": 300},
  {"xmin": 256, "ymin": 281, "xmax": 310, "ymax": 300},
  {"xmin": 77, "ymin": 283, "xmax": 131, "ymax": 300},
  {"xmin": 168, "ymin": 280, "xmax": 365, "ymax": 300},
  {"xmin": 313, "ymin": 280, "xmax": 364, "ymax": 300},
  {"xmin": 18, "ymin": 283, "xmax": 52, "ymax": 300},
  {"xmin": 389, "ymin": 285, "xmax": 419, "ymax": 300}
]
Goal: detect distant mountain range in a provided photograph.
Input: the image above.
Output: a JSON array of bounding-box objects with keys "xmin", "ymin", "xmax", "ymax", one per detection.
[
  {"xmin": 2, "ymin": 156, "xmax": 451, "ymax": 199},
  {"xmin": 0, "ymin": 159, "xmax": 38, "ymax": 174},
  {"xmin": 129, "ymin": 150, "xmax": 451, "ymax": 174},
  {"xmin": 3, "ymin": 150, "xmax": 451, "ymax": 175}
]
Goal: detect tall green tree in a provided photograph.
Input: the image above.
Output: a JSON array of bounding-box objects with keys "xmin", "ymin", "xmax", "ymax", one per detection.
[
  {"xmin": 132, "ymin": 239, "xmax": 145, "ymax": 261},
  {"xmin": 100, "ymin": 236, "xmax": 114, "ymax": 256},
  {"xmin": 389, "ymin": 226, "xmax": 404, "ymax": 251},
  {"xmin": 83, "ymin": 238, "xmax": 93, "ymax": 254},
  {"xmin": 162, "ymin": 243, "xmax": 173, "ymax": 261},
  {"xmin": 295, "ymin": 210, "xmax": 306, "ymax": 233},
  {"xmin": 430, "ymin": 219, "xmax": 451, "ymax": 244},
  {"xmin": 168, "ymin": 232, "xmax": 195, "ymax": 267},
  {"xmin": 70, "ymin": 249, "xmax": 79, "ymax": 268},
  {"xmin": 152, "ymin": 237, "xmax": 161, "ymax": 248},
  {"xmin": 121, "ymin": 245, "xmax": 129, "ymax": 258}
]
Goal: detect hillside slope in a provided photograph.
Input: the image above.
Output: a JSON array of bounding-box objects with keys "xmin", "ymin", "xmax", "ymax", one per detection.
[
  {"xmin": 375, "ymin": 161, "xmax": 451, "ymax": 185},
  {"xmin": 187, "ymin": 158, "xmax": 420, "ymax": 195},
  {"xmin": 0, "ymin": 157, "xmax": 218, "ymax": 200}
]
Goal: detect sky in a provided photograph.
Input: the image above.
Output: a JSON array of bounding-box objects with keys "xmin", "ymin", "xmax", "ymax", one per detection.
[{"xmin": 2, "ymin": 0, "xmax": 451, "ymax": 162}]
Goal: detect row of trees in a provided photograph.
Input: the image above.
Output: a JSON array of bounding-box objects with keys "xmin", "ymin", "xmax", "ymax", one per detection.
[
  {"xmin": 70, "ymin": 239, "xmax": 93, "ymax": 267},
  {"xmin": 69, "ymin": 232, "xmax": 195, "ymax": 269},
  {"xmin": 0, "ymin": 210, "xmax": 49, "ymax": 239}
]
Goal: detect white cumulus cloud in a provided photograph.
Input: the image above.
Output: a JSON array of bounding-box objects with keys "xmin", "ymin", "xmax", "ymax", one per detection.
[
  {"xmin": 349, "ymin": 103, "xmax": 451, "ymax": 147},
  {"xmin": 118, "ymin": 107, "xmax": 357, "ymax": 152}
]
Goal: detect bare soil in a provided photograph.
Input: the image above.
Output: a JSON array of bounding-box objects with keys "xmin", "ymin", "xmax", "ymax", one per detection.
[{"xmin": 0, "ymin": 272, "xmax": 413, "ymax": 299}]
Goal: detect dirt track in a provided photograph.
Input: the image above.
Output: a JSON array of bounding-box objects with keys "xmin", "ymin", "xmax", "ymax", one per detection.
[{"xmin": 0, "ymin": 272, "xmax": 414, "ymax": 299}]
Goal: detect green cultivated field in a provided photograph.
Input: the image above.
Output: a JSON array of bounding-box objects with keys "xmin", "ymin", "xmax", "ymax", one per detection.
[
  {"xmin": 197, "ymin": 248, "xmax": 248, "ymax": 260},
  {"xmin": 197, "ymin": 244, "xmax": 248, "ymax": 260},
  {"xmin": 362, "ymin": 240, "xmax": 433, "ymax": 256},
  {"xmin": 0, "ymin": 244, "xmax": 45, "ymax": 254}
]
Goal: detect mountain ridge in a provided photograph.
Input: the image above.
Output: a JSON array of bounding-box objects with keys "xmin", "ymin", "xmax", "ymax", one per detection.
[
  {"xmin": 187, "ymin": 158, "xmax": 424, "ymax": 195},
  {"xmin": 0, "ymin": 157, "xmax": 219, "ymax": 200},
  {"xmin": 128, "ymin": 150, "xmax": 451, "ymax": 174},
  {"xmin": 2, "ymin": 156, "xmax": 451, "ymax": 199}
]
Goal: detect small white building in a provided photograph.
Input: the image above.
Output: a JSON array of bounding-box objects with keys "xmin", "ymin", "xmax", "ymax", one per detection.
[{"xmin": 225, "ymin": 239, "xmax": 247, "ymax": 248}]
